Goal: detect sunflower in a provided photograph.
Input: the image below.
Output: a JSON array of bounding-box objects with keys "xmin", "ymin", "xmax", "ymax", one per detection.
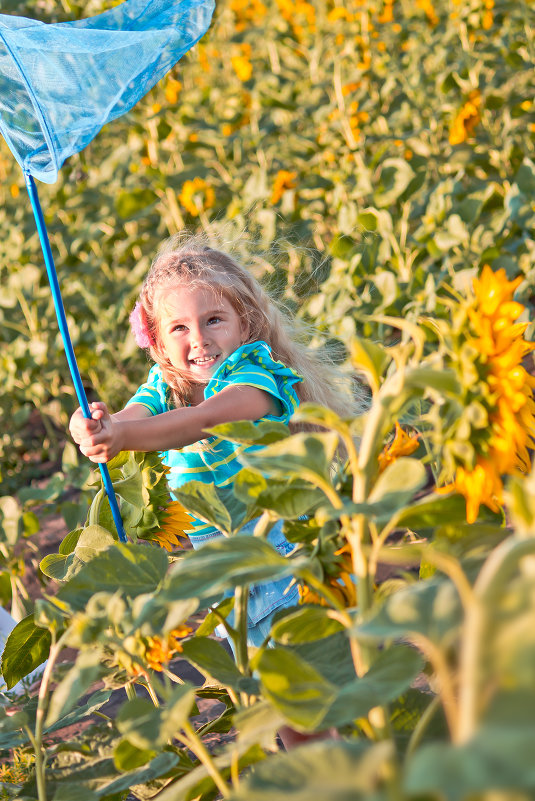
[
  {"xmin": 149, "ymin": 500, "xmax": 194, "ymax": 552},
  {"xmin": 271, "ymin": 170, "xmax": 297, "ymax": 204},
  {"xmin": 178, "ymin": 177, "xmax": 215, "ymax": 217},
  {"xmin": 449, "ymin": 90, "xmax": 481, "ymax": 145},
  {"xmin": 443, "ymin": 266, "xmax": 535, "ymax": 522},
  {"xmin": 144, "ymin": 625, "xmax": 193, "ymax": 671},
  {"xmin": 378, "ymin": 422, "xmax": 420, "ymax": 472},
  {"xmin": 299, "ymin": 545, "xmax": 357, "ymax": 608},
  {"xmin": 108, "ymin": 451, "xmax": 195, "ymax": 549}
]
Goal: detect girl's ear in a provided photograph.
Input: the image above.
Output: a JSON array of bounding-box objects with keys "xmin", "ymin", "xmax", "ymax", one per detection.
[{"xmin": 239, "ymin": 316, "xmax": 250, "ymax": 343}]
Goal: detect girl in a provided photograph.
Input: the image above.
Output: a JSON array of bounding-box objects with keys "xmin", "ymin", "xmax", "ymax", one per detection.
[{"xmin": 69, "ymin": 238, "xmax": 355, "ymax": 646}]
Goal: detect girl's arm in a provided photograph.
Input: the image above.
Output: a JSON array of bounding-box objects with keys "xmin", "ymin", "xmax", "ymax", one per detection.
[{"xmin": 72, "ymin": 386, "xmax": 278, "ymax": 463}]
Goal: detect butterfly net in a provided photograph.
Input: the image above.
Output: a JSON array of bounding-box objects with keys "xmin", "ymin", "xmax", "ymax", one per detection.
[{"xmin": 0, "ymin": 0, "xmax": 214, "ymax": 184}]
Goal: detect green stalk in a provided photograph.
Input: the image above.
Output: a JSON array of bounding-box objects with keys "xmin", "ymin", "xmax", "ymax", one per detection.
[
  {"xmin": 311, "ymin": 474, "xmax": 345, "ymax": 510},
  {"xmin": 406, "ymin": 695, "xmax": 441, "ymax": 759},
  {"xmin": 31, "ymin": 629, "xmax": 68, "ymax": 801},
  {"xmin": 410, "ymin": 633, "xmax": 458, "ymax": 739},
  {"xmin": 179, "ymin": 721, "xmax": 231, "ymax": 798},
  {"xmin": 233, "ymin": 585, "xmax": 250, "ymax": 692},
  {"xmin": 457, "ymin": 536, "xmax": 535, "ymax": 743},
  {"xmin": 145, "ymin": 679, "xmax": 161, "ymax": 708},
  {"xmin": 88, "ymin": 488, "xmax": 105, "ymax": 527},
  {"xmin": 125, "ymin": 682, "xmax": 137, "ymax": 701}
]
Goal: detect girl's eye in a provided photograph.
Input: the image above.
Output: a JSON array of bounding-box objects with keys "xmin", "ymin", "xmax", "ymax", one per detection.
[
  {"xmin": 173, "ymin": 324, "xmax": 187, "ymax": 332},
  {"xmin": 207, "ymin": 316, "xmax": 222, "ymax": 325}
]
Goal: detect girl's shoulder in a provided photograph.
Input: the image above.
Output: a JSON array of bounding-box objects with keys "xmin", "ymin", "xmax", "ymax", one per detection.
[
  {"xmin": 205, "ymin": 340, "xmax": 302, "ymax": 421},
  {"xmin": 127, "ymin": 363, "xmax": 175, "ymax": 414},
  {"xmin": 215, "ymin": 340, "xmax": 300, "ymax": 380}
]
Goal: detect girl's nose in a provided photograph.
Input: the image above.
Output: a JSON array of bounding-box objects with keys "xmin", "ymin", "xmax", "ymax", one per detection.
[{"xmin": 190, "ymin": 325, "xmax": 208, "ymax": 348}]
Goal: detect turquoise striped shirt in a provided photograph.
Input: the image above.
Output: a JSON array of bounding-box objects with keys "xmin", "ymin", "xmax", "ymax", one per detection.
[{"xmin": 126, "ymin": 341, "xmax": 301, "ymax": 546}]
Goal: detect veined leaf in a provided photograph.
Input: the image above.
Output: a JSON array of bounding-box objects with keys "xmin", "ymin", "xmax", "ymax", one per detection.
[
  {"xmin": 172, "ymin": 480, "xmax": 248, "ymax": 534},
  {"xmin": 233, "ymin": 469, "xmax": 322, "ymax": 520},
  {"xmin": 163, "ymin": 536, "xmax": 298, "ymax": 601},
  {"xmin": 356, "ymin": 577, "xmax": 462, "ymax": 644},
  {"xmin": 181, "ymin": 637, "xmax": 244, "ymax": 689},
  {"xmin": 240, "ymin": 432, "xmax": 339, "ymax": 487},
  {"xmin": 45, "ymin": 651, "xmax": 105, "ymax": 727},
  {"xmin": 228, "ymin": 740, "xmax": 393, "ymax": 801},
  {"xmin": 1, "ymin": 614, "xmax": 51, "ymax": 690},
  {"xmin": 57, "ymin": 544, "xmax": 168, "ymax": 609},
  {"xmin": 206, "ymin": 419, "xmax": 291, "ymax": 444}
]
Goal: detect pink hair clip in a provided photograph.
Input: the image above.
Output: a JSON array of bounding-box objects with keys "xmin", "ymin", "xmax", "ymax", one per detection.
[{"xmin": 129, "ymin": 302, "xmax": 153, "ymax": 348}]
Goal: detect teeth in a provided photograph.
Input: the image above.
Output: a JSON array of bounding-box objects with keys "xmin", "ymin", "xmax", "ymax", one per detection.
[{"xmin": 192, "ymin": 356, "xmax": 217, "ymax": 364}]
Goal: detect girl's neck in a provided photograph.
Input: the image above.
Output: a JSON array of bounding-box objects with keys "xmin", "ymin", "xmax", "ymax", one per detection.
[{"xmin": 189, "ymin": 382, "xmax": 206, "ymax": 406}]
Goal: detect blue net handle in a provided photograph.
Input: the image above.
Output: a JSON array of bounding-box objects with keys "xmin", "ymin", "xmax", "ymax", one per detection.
[{"xmin": 24, "ymin": 172, "xmax": 127, "ymax": 542}]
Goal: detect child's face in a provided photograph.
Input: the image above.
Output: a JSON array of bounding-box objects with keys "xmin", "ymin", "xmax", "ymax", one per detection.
[{"xmin": 157, "ymin": 284, "xmax": 248, "ymax": 384}]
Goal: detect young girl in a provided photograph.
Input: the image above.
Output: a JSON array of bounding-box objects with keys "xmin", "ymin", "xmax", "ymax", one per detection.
[{"xmin": 69, "ymin": 238, "xmax": 354, "ymax": 645}]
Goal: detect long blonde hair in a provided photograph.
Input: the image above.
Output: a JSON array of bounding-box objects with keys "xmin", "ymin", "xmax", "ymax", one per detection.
[{"xmin": 137, "ymin": 238, "xmax": 358, "ymax": 418}]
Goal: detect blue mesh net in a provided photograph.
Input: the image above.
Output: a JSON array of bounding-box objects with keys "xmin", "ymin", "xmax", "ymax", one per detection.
[{"xmin": 0, "ymin": 0, "xmax": 215, "ymax": 183}]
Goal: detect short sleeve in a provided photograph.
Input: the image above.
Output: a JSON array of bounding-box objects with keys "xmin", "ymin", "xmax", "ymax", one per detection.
[
  {"xmin": 125, "ymin": 364, "xmax": 170, "ymax": 416},
  {"xmin": 204, "ymin": 341, "xmax": 302, "ymax": 422}
]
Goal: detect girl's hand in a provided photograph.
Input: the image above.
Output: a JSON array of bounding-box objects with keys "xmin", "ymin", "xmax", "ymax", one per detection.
[{"xmin": 69, "ymin": 402, "xmax": 122, "ymax": 463}]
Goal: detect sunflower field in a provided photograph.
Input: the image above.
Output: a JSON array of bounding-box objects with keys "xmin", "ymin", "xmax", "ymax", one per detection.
[{"xmin": 1, "ymin": 0, "xmax": 535, "ymax": 798}]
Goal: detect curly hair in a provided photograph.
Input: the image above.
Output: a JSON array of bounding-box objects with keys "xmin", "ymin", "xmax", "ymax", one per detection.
[{"xmin": 136, "ymin": 236, "xmax": 359, "ymax": 419}]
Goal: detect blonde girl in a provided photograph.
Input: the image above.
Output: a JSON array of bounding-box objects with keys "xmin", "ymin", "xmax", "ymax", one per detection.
[{"xmin": 69, "ymin": 238, "xmax": 355, "ymax": 645}]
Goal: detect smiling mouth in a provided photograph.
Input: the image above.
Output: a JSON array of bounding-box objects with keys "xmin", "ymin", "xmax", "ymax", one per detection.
[{"xmin": 189, "ymin": 354, "xmax": 220, "ymax": 366}]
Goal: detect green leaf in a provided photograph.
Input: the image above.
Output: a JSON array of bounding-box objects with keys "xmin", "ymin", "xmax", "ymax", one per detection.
[
  {"xmin": 404, "ymin": 713, "xmax": 535, "ymax": 801},
  {"xmin": 59, "ymin": 528, "xmax": 83, "ymax": 555},
  {"xmin": 254, "ymin": 647, "xmax": 337, "ymax": 730},
  {"xmin": 46, "ymin": 651, "xmax": 105, "ymax": 727},
  {"xmin": 375, "ymin": 158, "xmax": 415, "ymax": 207},
  {"xmin": 115, "ymin": 188, "xmax": 158, "ymax": 218},
  {"xmin": 350, "ymin": 337, "xmax": 392, "ymax": 394},
  {"xmin": 240, "ymin": 432, "xmax": 339, "ymax": 487},
  {"xmin": 57, "ymin": 544, "xmax": 168, "ymax": 609},
  {"xmin": 195, "ymin": 596, "xmax": 235, "ymax": 636},
  {"xmin": 357, "ymin": 577, "xmax": 462, "ymax": 643},
  {"xmin": 0, "ymin": 690, "xmax": 113, "ymax": 751},
  {"xmin": 112, "ymin": 468, "xmax": 147, "ymax": 508},
  {"xmin": 96, "ymin": 752, "xmax": 179, "ymax": 798},
  {"xmin": 113, "ymin": 739, "xmax": 156, "ymax": 772},
  {"xmin": 45, "ymin": 688, "xmax": 112, "ymax": 737},
  {"xmin": 181, "ymin": 637, "xmax": 243, "ymax": 688},
  {"xmin": 173, "ymin": 480, "xmax": 247, "ymax": 534},
  {"xmin": 229, "ymin": 740, "xmax": 393, "ymax": 801},
  {"xmin": 233, "ymin": 470, "xmax": 322, "ymax": 520},
  {"xmin": 508, "ymin": 468, "xmax": 535, "ymax": 536},
  {"xmin": 368, "ymin": 457, "xmax": 427, "ymax": 514},
  {"xmin": 117, "ymin": 685, "xmax": 195, "ymax": 749},
  {"xmin": 1, "ymin": 614, "xmax": 51, "ymax": 690},
  {"xmin": 271, "ymin": 606, "xmax": 345, "ymax": 645},
  {"xmin": 74, "ymin": 525, "xmax": 115, "ymax": 562},
  {"xmin": 395, "ymin": 491, "xmax": 499, "ymax": 534},
  {"xmin": 403, "ymin": 367, "xmax": 460, "ymax": 396},
  {"xmin": 156, "ymin": 745, "xmax": 264, "ymax": 801},
  {"xmin": 163, "ymin": 536, "xmax": 298, "ymax": 602},
  {"xmin": 321, "ymin": 646, "xmax": 424, "ymax": 728},
  {"xmin": 0, "ymin": 496, "xmax": 22, "ymax": 545},
  {"xmin": 40, "ymin": 552, "xmax": 78, "ymax": 581},
  {"xmin": 116, "ymin": 698, "xmax": 162, "ymax": 751},
  {"xmin": 291, "ymin": 403, "xmax": 349, "ymax": 431},
  {"xmin": 107, "ymin": 451, "xmax": 133, "ymax": 471},
  {"xmin": 291, "ymin": 631, "xmax": 356, "ymax": 686},
  {"xmin": 34, "ymin": 599, "xmax": 67, "ymax": 632},
  {"xmin": 234, "ymin": 701, "xmax": 286, "ymax": 752},
  {"xmin": 206, "ymin": 419, "xmax": 291, "ymax": 444}
]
